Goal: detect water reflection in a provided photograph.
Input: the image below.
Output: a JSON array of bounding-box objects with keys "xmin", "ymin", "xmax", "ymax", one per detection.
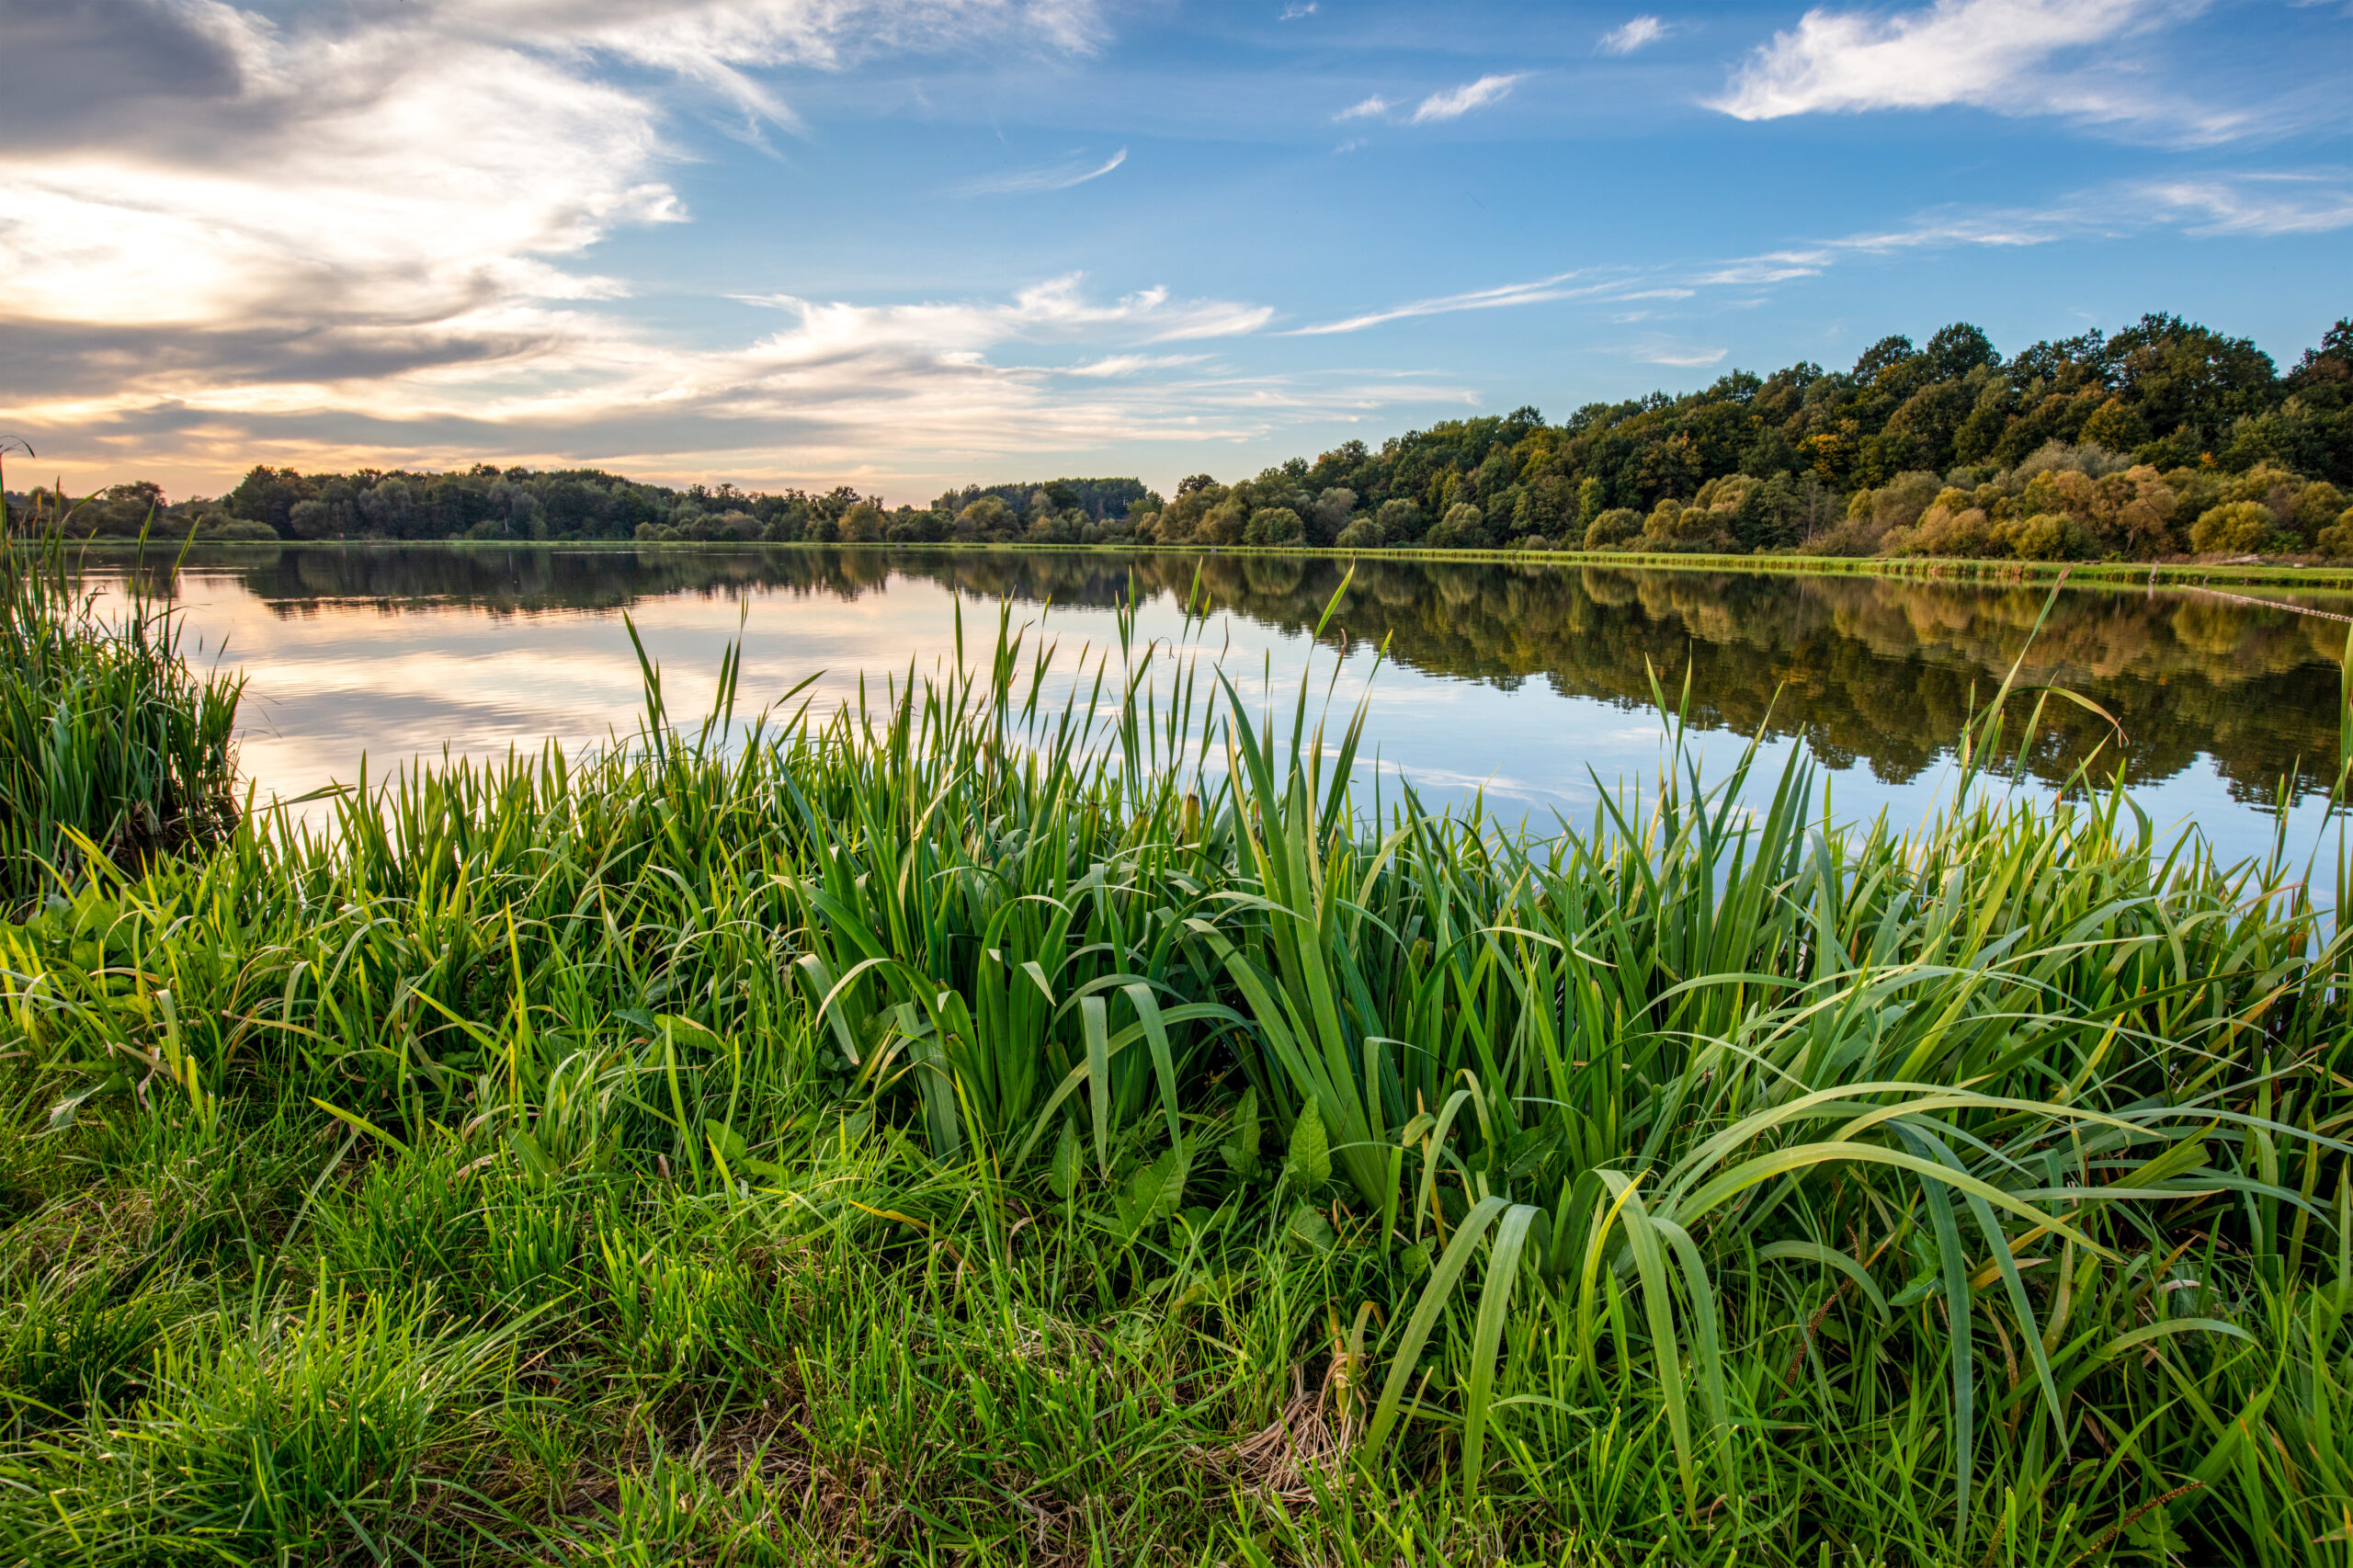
[
  {"xmin": 127, "ymin": 545, "xmax": 2345, "ymax": 797},
  {"xmin": 93, "ymin": 543, "xmax": 2349, "ymax": 864}
]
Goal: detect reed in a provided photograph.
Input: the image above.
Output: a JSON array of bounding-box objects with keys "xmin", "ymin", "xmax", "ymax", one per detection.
[
  {"xmin": 0, "ymin": 501, "xmax": 241, "ymax": 906},
  {"xmin": 0, "ymin": 575, "xmax": 2345, "ymax": 1564}
]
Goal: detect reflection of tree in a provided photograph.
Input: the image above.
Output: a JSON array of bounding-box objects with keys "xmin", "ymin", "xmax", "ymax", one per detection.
[{"xmin": 134, "ymin": 544, "xmax": 2346, "ymax": 804}]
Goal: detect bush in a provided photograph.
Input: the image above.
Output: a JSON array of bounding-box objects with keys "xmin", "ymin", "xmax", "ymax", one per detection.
[
  {"xmin": 1583, "ymin": 507, "xmax": 1642, "ymax": 551},
  {"xmin": 2316, "ymin": 506, "xmax": 2353, "ymax": 558},
  {"xmin": 2001, "ymin": 513, "xmax": 2085, "ymax": 561},
  {"xmin": 2188, "ymin": 500, "xmax": 2277, "ymax": 554},
  {"xmin": 1244, "ymin": 506, "xmax": 1303, "ymax": 546},
  {"xmin": 1335, "ymin": 517, "xmax": 1381, "ymax": 551},
  {"xmin": 1374, "ymin": 497, "xmax": 1423, "ymax": 544},
  {"xmin": 1423, "ymin": 503, "xmax": 1487, "ymax": 550},
  {"xmin": 200, "ymin": 517, "xmax": 280, "ymax": 542}
]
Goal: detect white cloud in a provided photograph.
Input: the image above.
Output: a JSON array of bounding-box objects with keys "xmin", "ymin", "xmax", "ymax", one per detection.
[
  {"xmin": 957, "ymin": 147, "xmax": 1128, "ymax": 195},
  {"xmin": 1280, "ymin": 172, "xmax": 2353, "ymax": 342},
  {"xmin": 1335, "ymin": 95, "xmax": 1392, "ymax": 120},
  {"xmin": 1057, "ymin": 353, "xmax": 1212, "ymax": 377},
  {"xmin": 1707, "ymin": 0, "xmax": 2236, "ymax": 136},
  {"xmin": 1408, "ymin": 73, "xmax": 1526, "ymax": 124},
  {"xmin": 2136, "ymin": 171, "xmax": 2353, "ymax": 233},
  {"xmin": 1631, "ymin": 341, "xmax": 1728, "ymax": 367},
  {"xmin": 1288, "ymin": 272, "xmax": 1633, "ymax": 335},
  {"xmin": 738, "ymin": 276, "xmax": 1271, "ymax": 347},
  {"xmin": 1279, "ymin": 2, "xmax": 1319, "ymax": 17},
  {"xmin": 5, "ymin": 1, "xmax": 1398, "ymax": 494},
  {"xmin": 1597, "ymin": 16, "xmax": 1667, "ymax": 54}
]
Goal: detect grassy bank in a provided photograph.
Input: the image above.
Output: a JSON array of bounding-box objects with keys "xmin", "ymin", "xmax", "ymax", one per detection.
[
  {"xmin": 55, "ymin": 529, "xmax": 2353, "ymax": 596},
  {"xmin": 0, "ymin": 555, "xmax": 2349, "ymax": 1564}
]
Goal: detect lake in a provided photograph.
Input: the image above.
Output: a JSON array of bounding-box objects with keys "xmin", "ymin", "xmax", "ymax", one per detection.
[{"xmin": 90, "ymin": 544, "xmax": 2351, "ymax": 869}]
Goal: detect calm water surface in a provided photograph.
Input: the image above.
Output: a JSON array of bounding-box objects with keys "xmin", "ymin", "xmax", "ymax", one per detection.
[{"xmin": 93, "ymin": 545, "xmax": 2352, "ymax": 868}]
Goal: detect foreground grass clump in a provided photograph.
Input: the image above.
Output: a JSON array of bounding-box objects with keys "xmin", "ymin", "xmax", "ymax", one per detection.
[
  {"xmin": 0, "ymin": 585, "xmax": 2348, "ymax": 1565},
  {"xmin": 0, "ymin": 528, "xmax": 240, "ymax": 906}
]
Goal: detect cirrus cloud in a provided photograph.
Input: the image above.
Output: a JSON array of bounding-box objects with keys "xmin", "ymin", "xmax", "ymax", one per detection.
[
  {"xmin": 1597, "ymin": 16, "xmax": 1668, "ymax": 55},
  {"xmin": 1409, "ymin": 73, "xmax": 1527, "ymax": 124}
]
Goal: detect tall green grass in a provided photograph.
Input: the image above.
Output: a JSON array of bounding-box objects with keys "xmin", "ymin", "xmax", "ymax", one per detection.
[
  {"xmin": 0, "ymin": 574, "xmax": 2346, "ymax": 1564},
  {"xmin": 0, "ymin": 502, "xmax": 240, "ymax": 906}
]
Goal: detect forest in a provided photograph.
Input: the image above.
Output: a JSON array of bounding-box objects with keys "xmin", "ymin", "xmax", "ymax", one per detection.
[{"xmin": 22, "ymin": 311, "xmax": 2353, "ymax": 562}]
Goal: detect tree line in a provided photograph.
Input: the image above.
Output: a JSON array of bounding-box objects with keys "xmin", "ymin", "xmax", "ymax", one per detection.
[{"xmin": 17, "ymin": 311, "xmax": 2351, "ymax": 562}]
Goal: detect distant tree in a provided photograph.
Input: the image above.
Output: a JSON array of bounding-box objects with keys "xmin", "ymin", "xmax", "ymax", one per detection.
[
  {"xmin": 1852, "ymin": 335, "xmax": 1916, "ymax": 380},
  {"xmin": 1925, "ymin": 323, "xmax": 1999, "ymax": 381},
  {"xmin": 1245, "ymin": 506, "xmax": 1303, "ymax": 545},
  {"xmin": 1375, "ymin": 497, "xmax": 1423, "ymax": 544},
  {"xmin": 1425, "ymin": 501, "xmax": 1487, "ymax": 549},
  {"xmin": 1307, "ymin": 487, "xmax": 1356, "ymax": 545}
]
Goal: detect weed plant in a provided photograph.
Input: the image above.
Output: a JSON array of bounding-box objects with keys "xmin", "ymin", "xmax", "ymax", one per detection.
[{"xmin": 0, "ymin": 573, "xmax": 2347, "ymax": 1565}]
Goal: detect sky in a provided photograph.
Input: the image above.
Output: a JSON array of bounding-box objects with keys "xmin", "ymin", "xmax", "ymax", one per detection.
[{"xmin": 1, "ymin": 0, "xmax": 2347, "ymax": 506}]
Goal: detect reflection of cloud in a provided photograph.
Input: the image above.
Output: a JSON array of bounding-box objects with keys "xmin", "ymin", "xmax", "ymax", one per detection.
[
  {"xmin": 1409, "ymin": 74, "xmax": 1526, "ymax": 123},
  {"xmin": 957, "ymin": 147, "xmax": 1128, "ymax": 195},
  {"xmin": 1597, "ymin": 16, "xmax": 1667, "ymax": 54}
]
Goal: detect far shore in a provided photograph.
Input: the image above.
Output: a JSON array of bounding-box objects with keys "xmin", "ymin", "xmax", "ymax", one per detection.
[{"xmin": 43, "ymin": 531, "xmax": 2353, "ymax": 594}]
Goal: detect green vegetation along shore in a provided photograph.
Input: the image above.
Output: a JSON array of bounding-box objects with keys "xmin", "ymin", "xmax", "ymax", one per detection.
[
  {"xmin": 18, "ymin": 310, "xmax": 2353, "ymax": 569},
  {"xmin": 2, "ymin": 532, "xmax": 2351, "ymax": 1565}
]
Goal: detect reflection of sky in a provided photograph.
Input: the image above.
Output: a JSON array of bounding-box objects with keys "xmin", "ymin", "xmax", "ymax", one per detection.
[{"xmin": 99, "ymin": 566, "xmax": 2345, "ymax": 877}]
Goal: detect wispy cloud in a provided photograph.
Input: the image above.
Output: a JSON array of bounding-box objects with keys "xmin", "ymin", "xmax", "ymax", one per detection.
[
  {"xmin": 1279, "ymin": 2, "xmax": 1319, "ymax": 17},
  {"xmin": 2136, "ymin": 170, "xmax": 2353, "ymax": 233},
  {"xmin": 957, "ymin": 147, "xmax": 1128, "ymax": 196},
  {"xmin": 1281, "ymin": 171, "xmax": 2353, "ymax": 339},
  {"xmin": 1335, "ymin": 95, "xmax": 1392, "ymax": 121},
  {"xmin": 3, "ymin": 3, "xmax": 1443, "ymax": 496},
  {"xmin": 1409, "ymin": 74, "xmax": 1527, "ymax": 124},
  {"xmin": 1056, "ymin": 353, "xmax": 1212, "ymax": 377},
  {"xmin": 1597, "ymin": 17, "xmax": 1668, "ymax": 55},
  {"xmin": 1287, "ymin": 271, "xmax": 1629, "ymax": 335},
  {"xmin": 1631, "ymin": 340, "xmax": 1728, "ymax": 367},
  {"xmin": 1706, "ymin": 0, "xmax": 2257, "ymax": 141}
]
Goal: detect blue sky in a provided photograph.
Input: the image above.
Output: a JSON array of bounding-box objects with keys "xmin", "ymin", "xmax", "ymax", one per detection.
[{"xmin": 3, "ymin": 0, "xmax": 2347, "ymax": 503}]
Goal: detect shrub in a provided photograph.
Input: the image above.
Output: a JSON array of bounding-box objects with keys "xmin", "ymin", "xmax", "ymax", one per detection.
[
  {"xmin": 2189, "ymin": 500, "xmax": 2277, "ymax": 554},
  {"xmin": 200, "ymin": 517, "xmax": 280, "ymax": 542},
  {"xmin": 1424, "ymin": 502, "xmax": 1487, "ymax": 550},
  {"xmin": 1374, "ymin": 497, "xmax": 1423, "ymax": 544},
  {"xmin": 2001, "ymin": 512, "xmax": 2086, "ymax": 561},
  {"xmin": 2316, "ymin": 506, "xmax": 2353, "ymax": 558},
  {"xmin": 1583, "ymin": 507, "xmax": 1642, "ymax": 550},
  {"xmin": 1335, "ymin": 517, "xmax": 1381, "ymax": 551},
  {"xmin": 1244, "ymin": 506, "xmax": 1303, "ymax": 546}
]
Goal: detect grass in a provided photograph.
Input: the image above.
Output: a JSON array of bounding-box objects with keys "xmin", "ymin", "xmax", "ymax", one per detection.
[
  {"xmin": 0, "ymin": 553, "xmax": 2347, "ymax": 1565},
  {"xmin": 0, "ymin": 523, "xmax": 241, "ymax": 907}
]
